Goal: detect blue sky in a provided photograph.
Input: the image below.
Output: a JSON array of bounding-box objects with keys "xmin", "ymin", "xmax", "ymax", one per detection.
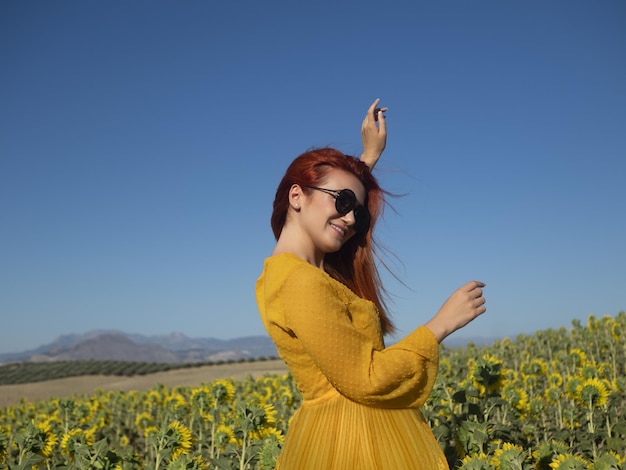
[{"xmin": 1, "ymin": 1, "xmax": 624, "ymax": 354}]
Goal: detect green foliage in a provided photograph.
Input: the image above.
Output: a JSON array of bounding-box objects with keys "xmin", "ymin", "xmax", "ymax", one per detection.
[
  {"xmin": 0, "ymin": 312, "xmax": 624, "ymax": 469},
  {"xmin": 0, "ymin": 356, "xmax": 278, "ymax": 385},
  {"xmin": 435, "ymin": 311, "xmax": 626, "ymax": 468}
]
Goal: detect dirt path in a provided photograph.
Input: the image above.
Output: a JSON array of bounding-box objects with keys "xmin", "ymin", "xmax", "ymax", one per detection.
[{"xmin": 0, "ymin": 360, "xmax": 288, "ymax": 408}]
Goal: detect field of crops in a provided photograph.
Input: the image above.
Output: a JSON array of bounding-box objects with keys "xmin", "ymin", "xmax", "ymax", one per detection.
[
  {"xmin": 0, "ymin": 358, "xmax": 280, "ymax": 386},
  {"xmin": 1, "ymin": 312, "xmax": 624, "ymax": 469}
]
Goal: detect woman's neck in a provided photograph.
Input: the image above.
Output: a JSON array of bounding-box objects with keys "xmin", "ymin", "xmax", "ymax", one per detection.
[{"xmin": 273, "ymin": 228, "xmax": 324, "ymax": 269}]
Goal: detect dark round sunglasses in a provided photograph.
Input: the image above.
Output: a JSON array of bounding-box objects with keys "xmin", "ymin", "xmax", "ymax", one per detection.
[{"xmin": 305, "ymin": 186, "xmax": 371, "ymax": 233}]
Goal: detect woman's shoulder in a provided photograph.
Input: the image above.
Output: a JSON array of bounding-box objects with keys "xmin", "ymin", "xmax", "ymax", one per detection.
[
  {"xmin": 260, "ymin": 253, "xmax": 356, "ymax": 299},
  {"xmin": 261, "ymin": 253, "xmax": 323, "ymax": 281}
]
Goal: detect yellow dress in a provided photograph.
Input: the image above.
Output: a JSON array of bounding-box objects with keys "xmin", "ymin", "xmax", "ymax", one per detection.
[{"xmin": 256, "ymin": 253, "xmax": 448, "ymax": 469}]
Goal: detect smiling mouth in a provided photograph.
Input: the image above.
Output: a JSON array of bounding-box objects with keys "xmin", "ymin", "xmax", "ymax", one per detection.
[{"xmin": 330, "ymin": 223, "xmax": 346, "ymax": 237}]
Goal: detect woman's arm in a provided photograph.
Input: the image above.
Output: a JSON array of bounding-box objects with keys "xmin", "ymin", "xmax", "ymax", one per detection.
[
  {"xmin": 425, "ymin": 281, "xmax": 487, "ymax": 343},
  {"xmin": 360, "ymin": 99, "xmax": 387, "ymax": 170},
  {"xmin": 281, "ymin": 264, "xmax": 439, "ymax": 409}
]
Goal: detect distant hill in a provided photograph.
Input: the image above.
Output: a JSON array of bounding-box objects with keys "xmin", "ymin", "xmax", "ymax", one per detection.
[
  {"xmin": 0, "ymin": 329, "xmax": 502, "ymax": 366},
  {"xmin": 0, "ymin": 330, "xmax": 279, "ymax": 365}
]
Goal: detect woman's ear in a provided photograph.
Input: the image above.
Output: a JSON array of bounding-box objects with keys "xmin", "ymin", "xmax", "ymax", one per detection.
[{"xmin": 289, "ymin": 184, "xmax": 302, "ymax": 210}]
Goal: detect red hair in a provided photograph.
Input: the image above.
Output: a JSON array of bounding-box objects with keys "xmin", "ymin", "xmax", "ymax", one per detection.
[{"xmin": 271, "ymin": 147, "xmax": 394, "ymax": 335}]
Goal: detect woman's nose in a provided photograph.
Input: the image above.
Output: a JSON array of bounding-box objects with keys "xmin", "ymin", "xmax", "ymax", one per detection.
[{"xmin": 341, "ymin": 210, "xmax": 356, "ymax": 227}]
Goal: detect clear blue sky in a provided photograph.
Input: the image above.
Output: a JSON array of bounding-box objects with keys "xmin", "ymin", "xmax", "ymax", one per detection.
[{"xmin": 1, "ymin": 1, "xmax": 625, "ymax": 354}]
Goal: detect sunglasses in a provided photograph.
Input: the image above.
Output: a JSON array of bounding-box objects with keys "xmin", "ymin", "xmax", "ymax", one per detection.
[{"xmin": 305, "ymin": 186, "xmax": 371, "ymax": 233}]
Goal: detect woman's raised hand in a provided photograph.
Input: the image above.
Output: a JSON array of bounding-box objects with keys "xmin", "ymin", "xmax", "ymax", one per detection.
[
  {"xmin": 425, "ymin": 281, "xmax": 487, "ymax": 343},
  {"xmin": 360, "ymin": 99, "xmax": 387, "ymax": 170}
]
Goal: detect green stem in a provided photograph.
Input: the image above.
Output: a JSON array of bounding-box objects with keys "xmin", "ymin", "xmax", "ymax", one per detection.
[
  {"xmin": 209, "ymin": 402, "xmax": 218, "ymax": 459},
  {"xmin": 209, "ymin": 420, "xmax": 217, "ymax": 458},
  {"xmin": 239, "ymin": 433, "xmax": 247, "ymax": 470},
  {"xmin": 587, "ymin": 401, "xmax": 595, "ymax": 434},
  {"xmin": 605, "ymin": 411, "xmax": 612, "ymax": 437}
]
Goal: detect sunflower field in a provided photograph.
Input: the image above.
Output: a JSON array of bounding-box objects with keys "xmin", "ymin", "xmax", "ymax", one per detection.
[{"xmin": 1, "ymin": 312, "xmax": 624, "ymax": 469}]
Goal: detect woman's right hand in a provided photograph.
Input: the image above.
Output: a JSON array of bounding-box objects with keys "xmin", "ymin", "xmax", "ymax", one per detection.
[
  {"xmin": 360, "ymin": 99, "xmax": 387, "ymax": 170},
  {"xmin": 425, "ymin": 281, "xmax": 486, "ymax": 343}
]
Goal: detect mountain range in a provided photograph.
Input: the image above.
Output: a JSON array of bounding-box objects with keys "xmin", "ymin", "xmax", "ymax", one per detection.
[
  {"xmin": 0, "ymin": 330, "xmax": 501, "ymax": 366},
  {"xmin": 0, "ymin": 330, "xmax": 279, "ymax": 365}
]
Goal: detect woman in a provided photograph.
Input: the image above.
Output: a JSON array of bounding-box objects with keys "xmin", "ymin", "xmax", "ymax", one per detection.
[{"xmin": 256, "ymin": 100, "xmax": 486, "ymax": 469}]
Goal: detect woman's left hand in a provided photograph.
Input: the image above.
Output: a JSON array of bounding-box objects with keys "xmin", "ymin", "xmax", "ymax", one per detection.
[{"xmin": 360, "ymin": 98, "xmax": 387, "ymax": 170}]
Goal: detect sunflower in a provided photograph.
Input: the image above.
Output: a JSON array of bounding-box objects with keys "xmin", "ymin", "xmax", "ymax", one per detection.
[
  {"xmin": 601, "ymin": 378, "xmax": 616, "ymax": 394},
  {"xmin": 576, "ymin": 377, "xmax": 609, "ymax": 408},
  {"xmin": 278, "ymin": 385, "xmax": 293, "ymax": 406},
  {"xmin": 502, "ymin": 384, "xmax": 528, "ymax": 416},
  {"xmin": 522, "ymin": 374, "xmax": 537, "ymax": 389},
  {"xmin": 532, "ymin": 440, "xmax": 570, "ymax": 469},
  {"xmin": 245, "ymin": 398, "xmax": 278, "ymax": 435},
  {"xmin": 127, "ymin": 390, "xmax": 140, "ymax": 403},
  {"xmin": 249, "ymin": 402, "xmax": 279, "ymax": 440},
  {"xmin": 566, "ymin": 376, "xmax": 583, "ymax": 400},
  {"xmin": 74, "ymin": 402, "xmax": 92, "ymax": 425},
  {"xmin": 135, "ymin": 411, "xmax": 154, "ymax": 430},
  {"xmin": 544, "ymin": 386, "xmax": 562, "ymax": 405},
  {"xmin": 34, "ymin": 420, "xmax": 59, "ymax": 458},
  {"xmin": 470, "ymin": 354, "xmax": 503, "ymax": 397},
  {"xmin": 145, "ymin": 389, "xmax": 162, "ymax": 406},
  {"xmin": 214, "ymin": 424, "xmax": 236, "ymax": 451},
  {"xmin": 611, "ymin": 376, "xmax": 625, "ymax": 393},
  {"xmin": 568, "ymin": 349, "xmax": 587, "ymax": 369},
  {"xmin": 549, "ymin": 453, "xmax": 590, "ymax": 470},
  {"xmin": 144, "ymin": 425, "xmax": 159, "ymax": 440},
  {"xmin": 42, "ymin": 415, "xmax": 62, "ymax": 432},
  {"xmin": 211, "ymin": 379, "xmax": 236, "ymax": 404},
  {"xmin": 611, "ymin": 322, "xmax": 622, "ymax": 342},
  {"xmin": 261, "ymin": 427, "xmax": 284, "ymax": 443},
  {"xmin": 262, "ymin": 385, "xmax": 273, "ymax": 400},
  {"xmin": 580, "ymin": 363, "xmax": 599, "ymax": 380},
  {"xmin": 252, "ymin": 388, "xmax": 273, "ymax": 403},
  {"xmin": 562, "ymin": 416, "xmax": 580, "ymax": 431},
  {"xmin": 167, "ymin": 420, "xmax": 193, "ymax": 460},
  {"xmin": 262, "ymin": 376, "xmax": 277, "ymax": 387},
  {"xmin": 164, "ymin": 392, "xmax": 188, "ymax": 413},
  {"xmin": 597, "ymin": 362, "xmax": 612, "ymax": 380},
  {"xmin": 459, "ymin": 452, "xmax": 495, "ymax": 470},
  {"xmin": 587, "ymin": 314, "xmax": 598, "ymax": 331},
  {"xmin": 528, "ymin": 397, "xmax": 544, "ymax": 418},
  {"xmin": 0, "ymin": 427, "xmax": 8, "ymax": 462},
  {"xmin": 491, "ymin": 443, "xmax": 526, "ymax": 470},
  {"xmin": 522, "ymin": 358, "xmax": 548, "ymax": 376},
  {"xmin": 190, "ymin": 386, "xmax": 214, "ymax": 412},
  {"xmin": 548, "ymin": 373, "xmax": 563, "ymax": 388},
  {"xmin": 60, "ymin": 428, "xmax": 83, "ymax": 456},
  {"xmin": 84, "ymin": 426, "xmax": 97, "ymax": 446},
  {"xmin": 500, "ymin": 368, "xmax": 518, "ymax": 385}
]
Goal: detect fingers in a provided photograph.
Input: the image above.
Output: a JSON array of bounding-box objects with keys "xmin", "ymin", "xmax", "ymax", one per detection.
[
  {"xmin": 465, "ymin": 280, "xmax": 486, "ymax": 289},
  {"xmin": 463, "ymin": 280, "xmax": 486, "ymax": 313},
  {"xmin": 363, "ymin": 99, "xmax": 387, "ymax": 125},
  {"xmin": 377, "ymin": 108, "xmax": 387, "ymax": 133},
  {"xmin": 367, "ymin": 98, "xmax": 380, "ymax": 118},
  {"xmin": 361, "ymin": 101, "xmax": 376, "ymax": 128},
  {"xmin": 360, "ymin": 99, "xmax": 388, "ymax": 170},
  {"xmin": 472, "ymin": 284, "xmax": 486, "ymax": 314},
  {"xmin": 473, "ymin": 297, "xmax": 486, "ymax": 313}
]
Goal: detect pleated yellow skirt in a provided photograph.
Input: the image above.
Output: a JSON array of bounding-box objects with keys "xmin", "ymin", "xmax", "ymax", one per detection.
[{"xmin": 276, "ymin": 393, "xmax": 448, "ymax": 469}]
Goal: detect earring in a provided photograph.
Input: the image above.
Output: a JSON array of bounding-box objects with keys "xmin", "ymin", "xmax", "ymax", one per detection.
[{"xmin": 294, "ymin": 203, "xmax": 300, "ymax": 209}]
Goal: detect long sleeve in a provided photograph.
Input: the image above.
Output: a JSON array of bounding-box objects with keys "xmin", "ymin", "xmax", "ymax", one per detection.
[
  {"xmin": 256, "ymin": 253, "xmax": 450, "ymax": 469},
  {"xmin": 278, "ymin": 262, "xmax": 439, "ymax": 409}
]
